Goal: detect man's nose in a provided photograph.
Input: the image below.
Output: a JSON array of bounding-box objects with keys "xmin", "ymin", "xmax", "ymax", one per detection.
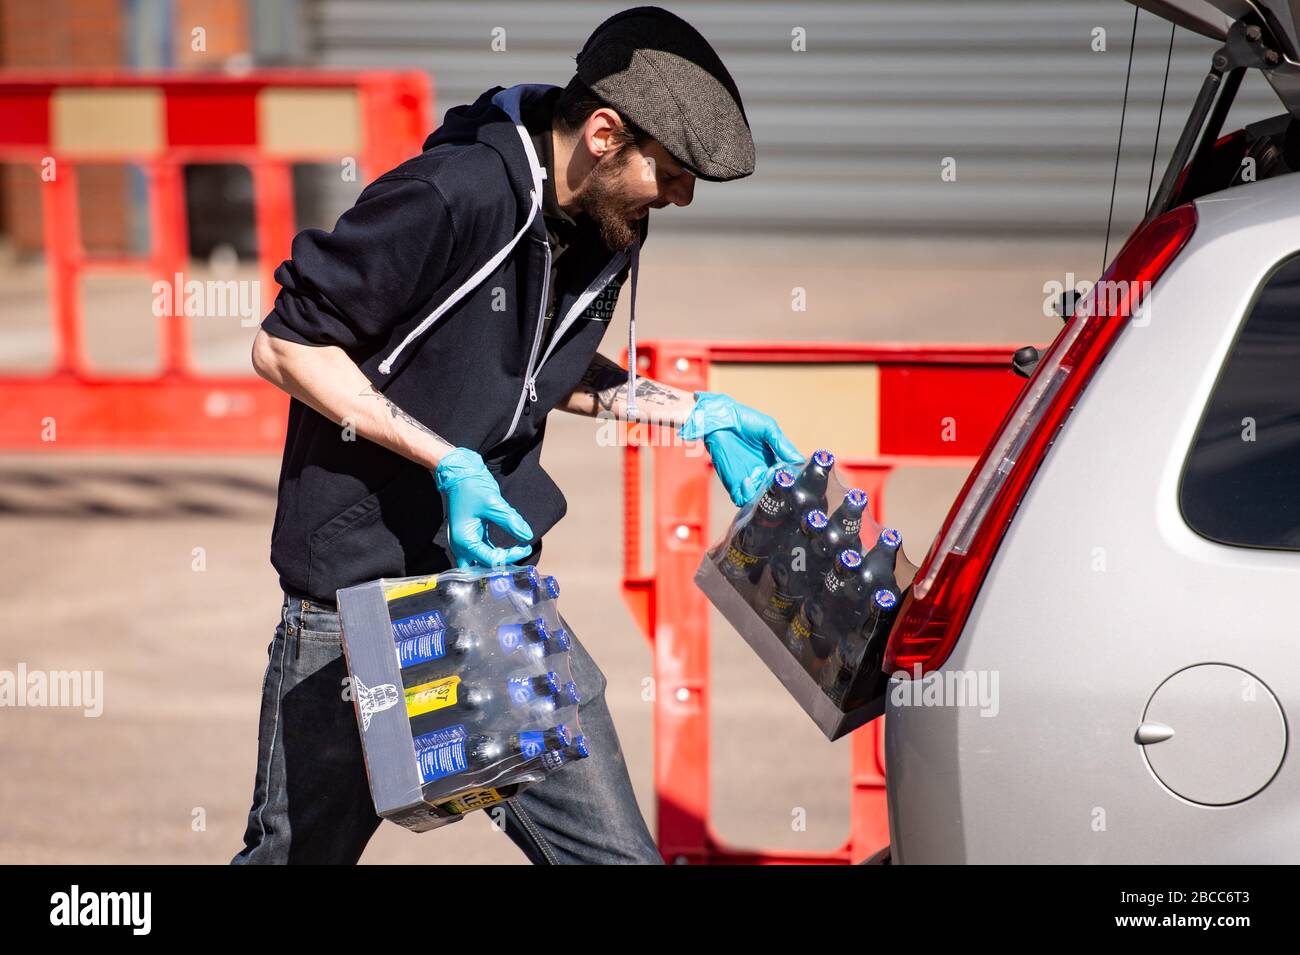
[{"xmin": 665, "ymin": 174, "xmax": 695, "ymax": 207}]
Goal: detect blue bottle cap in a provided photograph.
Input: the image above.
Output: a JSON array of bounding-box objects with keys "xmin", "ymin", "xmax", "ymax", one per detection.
[
  {"xmin": 551, "ymin": 629, "xmax": 572, "ymax": 652},
  {"xmin": 873, "ymin": 589, "xmax": 898, "ymax": 611},
  {"xmin": 544, "ymin": 671, "xmax": 561, "ymax": 694},
  {"xmin": 879, "ymin": 528, "xmax": 902, "ymax": 549},
  {"xmin": 838, "ymin": 549, "xmax": 863, "ymax": 570},
  {"xmin": 555, "ymin": 723, "xmax": 572, "ymax": 747},
  {"xmin": 531, "ymin": 616, "xmax": 549, "ymax": 639},
  {"xmin": 812, "ymin": 449, "xmax": 834, "ymax": 468},
  {"xmin": 543, "ymin": 575, "xmax": 560, "ymax": 599},
  {"xmin": 845, "ymin": 488, "xmax": 868, "ymax": 509},
  {"xmin": 805, "ymin": 509, "xmax": 829, "ymax": 531},
  {"xmin": 564, "ymin": 682, "xmax": 580, "ymax": 706},
  {"xmin": 574, "ymin": 736, "xmax": 591, "ymax": 758},
  {"xmin": 774, "ymin": 468, "xmax": 796, "ymax": 488}
]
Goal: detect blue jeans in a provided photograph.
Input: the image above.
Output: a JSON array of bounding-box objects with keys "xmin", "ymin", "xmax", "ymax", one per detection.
[{"xmin": 231, "ymin": 593, "xmax": 663, "ymax": 864}]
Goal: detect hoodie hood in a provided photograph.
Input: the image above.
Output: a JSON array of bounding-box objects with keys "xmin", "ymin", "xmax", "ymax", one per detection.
[
  {"xmin": 382, "ymin": 84, "xmax": 643, "ymax": 415},
  {"xmin": 421, "ymin": 85, "xmax": 547, "ymax": 210}
]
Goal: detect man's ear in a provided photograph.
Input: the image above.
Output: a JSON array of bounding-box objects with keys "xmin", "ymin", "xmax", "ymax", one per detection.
[{"xmin": 584, "ymin": 107, "xmax": 624, "ymax": 159}]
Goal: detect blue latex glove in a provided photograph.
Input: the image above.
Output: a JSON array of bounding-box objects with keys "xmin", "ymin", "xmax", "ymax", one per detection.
[
  {"xmin": 679, "ymin": 391, "xmax": 805, "ymax": 507},
  {"xmin": 434, "ymin": 448, "xmax": 534, "ymax": 568}
]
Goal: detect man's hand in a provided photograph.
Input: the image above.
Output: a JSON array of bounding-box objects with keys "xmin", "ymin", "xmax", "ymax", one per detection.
[
  {"xmin": 679, "ymin": 391, "xmax": 804, "ymax": 507},
  {"xmin": 434, "ymin": 448, "xmax": 534, "ymax": 568}
]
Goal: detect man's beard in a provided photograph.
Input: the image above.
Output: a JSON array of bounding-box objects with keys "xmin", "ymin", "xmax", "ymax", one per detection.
[{"xmin": 577, "ymin": 149, "xmax": 644, "ymax": 252}]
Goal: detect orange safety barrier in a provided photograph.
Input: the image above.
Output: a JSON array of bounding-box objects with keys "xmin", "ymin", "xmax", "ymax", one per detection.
[
  {"xmin": 619, "ymin": 339, "xmax": 1028, "ymax": 864},
  {"xmin": 0, "ymin": 70, "xmax": 432, "ymax": 450}
]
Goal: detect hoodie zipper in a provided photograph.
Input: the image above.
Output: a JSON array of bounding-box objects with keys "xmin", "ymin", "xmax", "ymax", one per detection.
[
  {"xmin": 500, "ymin": 238, "xmax": 552, "ymax": 443},
  {"xmin": 503, "ymin": 246, "xmax": 629, "ymax": 444}
]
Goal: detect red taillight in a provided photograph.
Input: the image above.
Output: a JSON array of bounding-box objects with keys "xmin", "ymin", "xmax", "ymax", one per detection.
[{"xmin": 883, "ymin": 204, "xmax": 1198, "ymax": 677}]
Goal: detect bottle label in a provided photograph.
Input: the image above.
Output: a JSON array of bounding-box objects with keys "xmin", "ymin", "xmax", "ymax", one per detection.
[
  {"xmin": 485, "ymin": 574, "xmax": 520, "ymax": 601},
  {"xmin": 843, "ymin": 517, "xmax": 862, "ymax": 535},
  {"xmin": 383, "ymin": 576, "xmax": 438, "ymax": 601},
  {"xmin": 405, "ymin": 675, "xmax": 461, "ymax": 717},
  {"xmin": 391, "ymin": 609, "xmax": 446, "ymax": 642},
  {"xmin": 518, "ymin": 731, "xmax": 547, "ymax": 759},
  {"xmin": 720, "ymin": 542, "xmax": 761, "ymax": 576},
  {"xmin": 436, "ymin": 787, "xmax": 505, "ymax": 815},
  {"xmin": 761, "ymin": 590, "xmax": 799, "ymax": 623},
  {"xmin": 508, "ymin": 677, "xmax": 546, "ymax": 707},
  {"xmin": 414, "ymin": 723, "xmax": 468, "ymax": 784},
  {"xmin": 395, "ymin": 628, "xmax": 448, "ymax": 668},
  {"xmin": 541, "ymin": 749, "xmax": 568, "ymax": 772},
  {"xmin": 755, "ymin": 493, "xmax": 785, "ymax": 525},
  {"xmin": 497, "ymin": 624, "xmax": 536, "ymax": 654},
  {"xmin": 788, "ymin": 613, "xmax": 812, "ymax": 642}
]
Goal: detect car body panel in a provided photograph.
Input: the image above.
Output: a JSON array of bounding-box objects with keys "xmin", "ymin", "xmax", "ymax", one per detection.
[{"xmin": 886, "ymin": 172, "xmax": 1300, "ymax": 863}]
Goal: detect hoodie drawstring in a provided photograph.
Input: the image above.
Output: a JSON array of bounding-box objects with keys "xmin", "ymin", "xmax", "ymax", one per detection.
[
  {"xmin": 378, "ymin": 188, "xmax": 541, "ymax": 376},
  {"xmin": 625, "ymin": 236, "xmax": 640, "ymax": 419}
]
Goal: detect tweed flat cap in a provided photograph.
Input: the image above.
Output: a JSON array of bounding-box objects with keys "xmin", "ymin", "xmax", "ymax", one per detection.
[{"xmin": 575, "ymin": 6, "xmax": 755, "ymax": 182}]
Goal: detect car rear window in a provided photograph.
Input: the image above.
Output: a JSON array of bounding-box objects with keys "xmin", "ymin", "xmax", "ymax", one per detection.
[{"xmin": 1180, "ymin": 254, "xmax": 1300, "ymax": 549}]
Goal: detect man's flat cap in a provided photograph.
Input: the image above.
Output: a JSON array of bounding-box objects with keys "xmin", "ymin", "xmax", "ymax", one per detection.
[{"xmin": 575, "ymin": 6, "xmax": 755, "ymax": 182}]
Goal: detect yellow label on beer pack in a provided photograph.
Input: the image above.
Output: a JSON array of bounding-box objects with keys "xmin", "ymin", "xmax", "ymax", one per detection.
[
  {"xmin": 384, "ymin": 576, "xmax": 440, "ymax": 601},
  {"xmin": 788, "ymin": 614, "xmax": 812, "ymax": 642},
  {"xmin": 405, "ymin": 675, "xmax": 461, "ymax": 717},
  {"xmin": 723, "ymin": 544, "xmax": 760, "ymax": 571},
  {"xmin": 437, "ymin": 788, "xmax": 506, "ymax": 815}
]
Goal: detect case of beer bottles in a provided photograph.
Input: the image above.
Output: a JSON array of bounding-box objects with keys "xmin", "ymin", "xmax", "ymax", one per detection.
[
  {"xmin": 336, "ymin": 566, "xmax": 589, "ymax": 833},
  {"xmin": 694, "ymin": 449, "xmax": 905, "ymax": 740}
]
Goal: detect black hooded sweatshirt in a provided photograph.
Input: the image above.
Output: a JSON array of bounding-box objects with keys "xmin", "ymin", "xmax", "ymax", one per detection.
[{"xmin": 260, "ymin": 83, "xmax": 648, "ymax": 602}]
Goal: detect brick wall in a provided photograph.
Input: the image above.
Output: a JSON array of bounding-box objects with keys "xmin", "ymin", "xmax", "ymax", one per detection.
[
  {"xmin": 172, "ymin": 0, "xmax": 249, "ymax": 68},
  {"xmin": 0, "ymin": 0, "xmax": 251, "ymax": 257}
]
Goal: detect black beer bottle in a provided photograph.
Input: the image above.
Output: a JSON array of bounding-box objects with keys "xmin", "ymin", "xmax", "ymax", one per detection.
[
  {"xmin": 840, "ymin": 588, "xmax": 901, "ymax": 710},
  {"xmin": 720, "ymin": 468, "xmax": 797, "ymax": 584},
  {"xmin": 406, "ymin": 671, "xmax": 562, "ymax": 737},
  {"xmin": 785, "ymin": 548, "xmax": 864, "ymax": 675},
  {"xmin": 855, "ymin": 528, "xmax": 902, "ymax": 613},
  {"xmin": 385, "ymin": 567, "xmax": 542, "ymax": 632},
  {"xmin": 469, "ymin": 569, "xmax": 557, "ymax": 626},
  {"xmin": 754, "ymin": 508, "xmax": 831, "ymax": 632},
  {"xmin": 822, "ymin": 588, "xmax": 899, "ymax": 706},
  {"xmin": 398, "ymin": 617, "xmax": 550, "ymax": 688},
  {"xmin": 414, "ymin": 723, "xmax": 573, "ymax": 785},
  {"xmin": 540, "ymin": 733, "xmax": 591, "ymax": 772},
  {"xmin": 823, "ymin": 488, "xmax": 868, "ymax": 556},
  {"xmin": 788, "ymin": 449, "xmax": 835, "ymax": 520}
]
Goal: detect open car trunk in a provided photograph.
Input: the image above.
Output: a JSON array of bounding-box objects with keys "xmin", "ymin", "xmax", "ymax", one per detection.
[{"xmin": 1132, "ymin": 1, "xmax": 1300, "ymax": 114}]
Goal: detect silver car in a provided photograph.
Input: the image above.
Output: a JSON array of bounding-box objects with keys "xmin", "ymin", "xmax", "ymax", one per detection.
[{"xmin": 876, "ymin": 0, "xmax": 1300, "ymax": 862}]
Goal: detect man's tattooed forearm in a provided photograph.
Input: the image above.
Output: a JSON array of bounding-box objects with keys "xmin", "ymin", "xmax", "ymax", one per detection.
[
  {"xmin": 360, "ymin": 384, "xmax": 450, "ymax": 443},
  {"xmin": 578, "ymin": 358, "xmax": 630, "ymax": 412},
  {"xmin": 578, "ymin": 355, "xmax": 682, "ymax": 416}
]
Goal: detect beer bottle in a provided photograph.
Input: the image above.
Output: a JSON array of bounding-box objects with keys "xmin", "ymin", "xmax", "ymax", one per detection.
[
  {"xmin": 823, "ymin": 488, "xmax": 868, "ymax": 556},
  {"xmin": 754, "ymin": 509, "xmax": 831, "ymax": 631},
  {"xmin": 398, "ymin": 617, "xmax": 551, "ymax": 687},
  {"xmin": 821, "ymin": 588, "xmax": 898, "ymax": 705},
  {"xmin": 786, "ymin": 548, "xmax": 864, "ymax": 674},
  {"xmin": 414, "ymin": 723, "xmax": 573, "ymax": 785},
  {"xmin": 405, "ymin": 671, "xmax": 563, "ymax": 737},
  {"xmin": 855, "ymin": 528, "xmax": 902, "ymax": 607},
  {"xmin": 789, "ymin": 449, "xmax": 835, "ymax": 519},
  {"xmin": 720, "ymin": 468, "xmax": 797, "ymax": 584}
]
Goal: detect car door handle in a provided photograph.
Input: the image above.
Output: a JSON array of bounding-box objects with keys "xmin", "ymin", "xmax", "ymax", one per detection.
[{"xmin": 1135, "ymin": 721, "xmax": 1176, "ymax": 745}]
